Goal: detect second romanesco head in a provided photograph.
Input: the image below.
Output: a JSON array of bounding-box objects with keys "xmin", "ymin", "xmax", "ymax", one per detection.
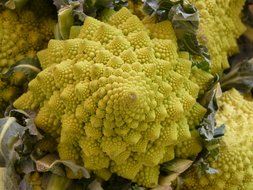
[
  {"xmin": 179, "ymin": 89, "xmax": 253, "ymax": 190},
  {"xmin": 0, "ymin": 0, "xmax": 56, "ymax": 72}
]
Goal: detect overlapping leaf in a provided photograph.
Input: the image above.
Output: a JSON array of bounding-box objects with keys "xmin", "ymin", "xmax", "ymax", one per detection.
[{"xmin": 143, "ymin": 0, "xmax": 210, "ymax": 72}]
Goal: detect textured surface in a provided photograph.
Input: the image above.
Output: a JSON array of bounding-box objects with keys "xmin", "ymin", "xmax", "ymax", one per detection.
[
  {"xmin": 14, "ymin": 8, "xmax": 212, "ymax": 187},
  {"xmin": 181, "ymin": 89, "xmax": 253, "ymax": 190},
  {"xmin": 0, "ymin": 0, "xmax": 55, "ymax": 71},
  {"xmin": 189, "ymin": 0, "xmax": 246, "ymax": 74}
]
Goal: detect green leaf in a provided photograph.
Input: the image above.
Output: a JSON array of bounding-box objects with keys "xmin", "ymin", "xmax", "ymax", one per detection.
[
  {"xmin": 191, "ymin": 57, "xmax": 210, "ymax": 72},
  {"xmin": 53, "ymin": 0, "xmax": 128, "ymax": 39},
  {"xmin": 143, "ymin": 0, "xmax": 211, "ymax": 72},
  {"xmin": 7, "ymin": 109, "xmax": 41, "ymax": 138},
  {"xmin": 14, "ymin": 129, "xmax": 37, "ymax": 156},
  {"xmin": 191, "ymin": 76, "xmax": 225, "ymax": 176},
  {"xmin": 33, "ymin": 154, "xmax": 90, "ymax": 178},
  {"xmin": 0, "ymin": 109, "xmax": 44, "ymax": 189},
  {"xmin": 158, "ymin": 159, "xmax": 193, "ymax": 189},
  {"xmin": 221, "ymin": 58, "xmax": 253, "ymax": 94},
  {"xmin": 160, "ymin": 159, "xmax": 193, "ymax": 174},
  {"xmin": 54, "ymin": 23, "xmax": 63, "ymax": 40},
  {"xmin": 195, "ymin": 158, "xmax": 218, "ymax": 176},
  {"xmin": 53, "ymin": 0, "xmax": 84, "ymax": 39},
  {"xmin": 143, "ymin": 0, "xmax": 182, "ymax": 20},
  {"xmin": 0, "ymin": 116, "xmax": 34, "ymax": 190},
  {"xmin": 169, "ymin": 3, "xmax": 210, "ymax": 71},
  {"xmin": 1, "ymin": 57, "xmax": 41, "ymax": 86},
  {"xmin": 0, "ymin": 117, "xmax": 23, "ymax": 165},
  {"xmin": 198, "ymin": 75, "xmax": 224, "ymax": 141},
  {"xmin": 0, "ymin": 109, "xmax": 94, "ymax": 190},
  {"xmin": 213, "ymin": 124, "xmax": 225, "ymax": 138},
  {"xmin": 58, "ymin": 5, "xmax": 75, "ymax": 39}
]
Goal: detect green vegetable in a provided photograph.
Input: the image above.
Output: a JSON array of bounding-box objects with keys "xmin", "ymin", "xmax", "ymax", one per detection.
[
  {"xmin": 180, "ymin": 89, "xmax": 253, "ymax": 189},
  {"xmin": 0, "ymin": 0, "xmax": 56, "ymax": 72},
  {"xmin": 53, "ymin": 0, "xmax": 128, "ymax": 39},
  {"xmin": 14, "ymin": 7, "xmax": 213, "ymax": 187},
  {"xmin": 143, "ymin": 0, "xmax": 246, "ymax": 74},
  {"xmin": 189, "ymin": 0, "xmax": 246, "ymax": 74},
  {"xmin": 0, "ymin": 58, "xmax": 41, "ymax": 116},
  {"xmin": 0, "ymin": 0, "xmax": 248, "ymax": 189},
  {"xmin": 0, "ymin": 0, "xmax": 56, "ymax": 115},
  {"xmin": 221, "ymin": 58, "xmax": 253, "ymax": 94}
]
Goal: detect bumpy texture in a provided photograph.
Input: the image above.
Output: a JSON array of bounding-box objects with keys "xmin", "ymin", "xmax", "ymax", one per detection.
[
  {"xmin": 0, "ymin": 0, "xmax": 55, "ymax": 72},
  {"xmin": 189, "ymin": 0, "xmax": 246, "ymax": 74},
  {"xmin": 0, "ymin": 0, "xmax": 56, "ymax": 115},
  {"xmin": 181, "ymin": 89, "xmax": 253, "ymax": 190},
  {"xmin": 14, "ymin": 8, "xmax": 212, "ymax": 187}
]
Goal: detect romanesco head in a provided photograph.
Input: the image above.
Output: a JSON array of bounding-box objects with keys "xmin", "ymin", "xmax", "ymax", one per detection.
[
  {"xmin": 181, "ymin": 89, "xmax": 253, "ymax": 190},
  {"xmin": 0, "ymin": 0, "xmax": 56, "ymax": 72},
  {"xmin": 14, "ymin": 8, "xmax": 212, "ymax": 188},
  {"xmin": 189, "ymin": 0, "xmax": 246, "ymax": 74}
]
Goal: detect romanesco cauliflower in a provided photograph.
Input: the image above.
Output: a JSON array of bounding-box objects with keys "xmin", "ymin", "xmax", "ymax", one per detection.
[
  {"xmin": 180, "ymin": 89, "xmax": 253, "ymax": 190},
  {"xmin": 0, "ymin": 0, "xmax": 55, "ymax": 72},
  {"xmin": 189, "ymin": 0, "xmax": 246, "ymax": 74},
  {"xmin": 14, "ymin": 7, "xmax": 213, "ymax": 187},
  {"xmin": 0, "ymin": 0, "xmax": 56, "ymax": 115}
]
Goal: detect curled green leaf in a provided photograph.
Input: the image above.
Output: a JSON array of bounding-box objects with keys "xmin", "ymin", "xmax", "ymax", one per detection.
[
  {"xmin": 58, "ymin": 5, "xmax": 75, "ymax": 39},
  {"xmin": 160, "ymin": 159, "xmax": 193, "ymax": 174},
  {"xmin": 143, "ymin": 0, "xmax": 182, "ymax": 20},
  {"xmin": 198, "ymin": 75, "xmax": 224, "ymax": 141},
  {"xmin": 158, "ymin": 159, "xmax": 193, "ymax": 189},
  {"xmin": 189, "ymin": 76, "xmax": 225, "ymax": 175},
  {"xmin": 34, "ymin": 154, "xmax": 90, "ymax": 178},
  {"xmin": 195, "ymin": 158, "xmax": 218, "ymax": 176},
  {"xmin": 221, "ymin": 58, "xmax": 253, "ymax": 94},
  {"xmin": 0, "ymin": 117, "xmax": 24, "ymax": 165},
  {"xmin": 69, "ymin": 25, "xmax": 82, "ymax": 38},
  {"xmin": 53, "ymin": 0, "xmax": 128, "ymax": 39},
  {"xmin": 2, "ymin": 57, "xmax": 41, "ymax": 86},
  {"xmin": 142, "ymin": 0, "xmax": 211, "ymax": 72}
]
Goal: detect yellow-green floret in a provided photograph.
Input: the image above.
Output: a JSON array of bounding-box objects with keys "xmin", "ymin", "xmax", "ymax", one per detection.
[
  {"xmin": 14, "ymin": 8, "xmax": 212, "ymax": 188},
  {"xmin": 0, "ymin": 0, "xmax": 55, "ymax": 72},
  {"xmin": 181, "ymin": 89, "xmax": 253, "ymax": 190},
  {"xmin": 189, "ymin": 0, "xmax": 246, "ymax": 74},
  {"xmin": 0, "ymin": 0, "xmax": 56, "ymax": 115}
]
